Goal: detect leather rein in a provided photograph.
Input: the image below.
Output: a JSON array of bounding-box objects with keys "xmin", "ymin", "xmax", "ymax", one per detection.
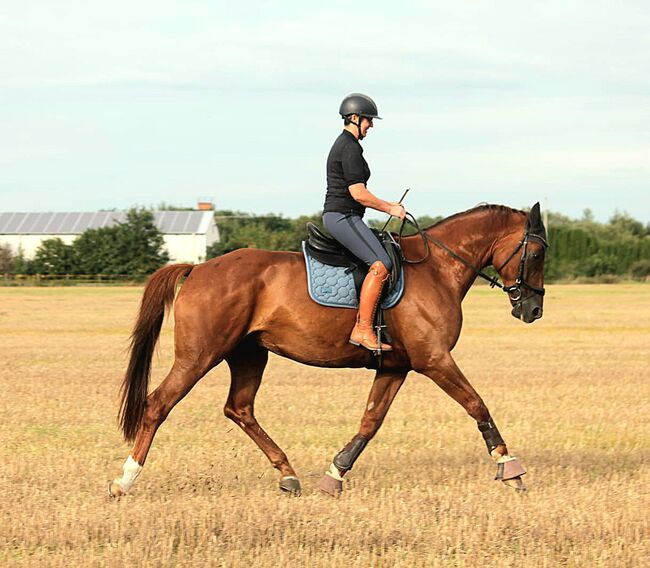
[{"xmin": 395, "ymin": 213, "xmax": 549, "ymax": 301}]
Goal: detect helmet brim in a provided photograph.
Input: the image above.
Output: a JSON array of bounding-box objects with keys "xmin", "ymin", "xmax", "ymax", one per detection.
[{"xmin": 341, "ymin": 114, "xmax": 382, "ymax": 120}]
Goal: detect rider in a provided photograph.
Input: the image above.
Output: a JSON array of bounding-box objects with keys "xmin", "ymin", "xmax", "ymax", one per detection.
[{"xmin": 323, "ymin": 93, "xmax": 406, "ymax": 352}]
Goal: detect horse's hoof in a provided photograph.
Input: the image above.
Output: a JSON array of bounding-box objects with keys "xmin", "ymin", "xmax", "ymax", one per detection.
[
  {"xmin": 279, "ymin": 476, "xmax": 301, "ymax": 496},
  {"xmin": 108, "ymin": 481, "xmax": 126, "ymax": 498},
  {"xmin": 318, "ymin": 473, "xmax": 343, "ymax": 497},
  {"xmin": 503, "ymin": 476, "xmax": 527, "ymax": 492},
  {"xmin": 495, "ymin": 456, "xmax": 526, "ymax": 481}
]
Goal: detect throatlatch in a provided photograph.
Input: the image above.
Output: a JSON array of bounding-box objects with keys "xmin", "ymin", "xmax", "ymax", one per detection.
[
  {"xmin": 477, "ymin": 418, "xmax": 505, "ymax": 454},
  {"xmin": 333, "ymin": 434, "xmax": 369, "ymax": 473}
]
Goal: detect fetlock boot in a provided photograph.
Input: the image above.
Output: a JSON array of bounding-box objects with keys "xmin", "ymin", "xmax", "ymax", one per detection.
[{"xmin": 349, "ymin": 261, "xmax": 392, "ymax": 351}]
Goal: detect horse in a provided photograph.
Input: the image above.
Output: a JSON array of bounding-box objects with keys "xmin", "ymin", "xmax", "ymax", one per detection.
[{"xmin": 108, "ymin": 202, "xmax": 548, "ymax": 497}]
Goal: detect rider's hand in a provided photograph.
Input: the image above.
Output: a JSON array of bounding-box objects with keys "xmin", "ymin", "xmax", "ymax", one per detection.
[{"xmin": 388, "ymin": 202, "xmax": 406, "ymax": 220}]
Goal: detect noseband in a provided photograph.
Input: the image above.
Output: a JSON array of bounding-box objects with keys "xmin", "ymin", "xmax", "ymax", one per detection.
[
  {"xmin": 397, "ymin": 214, "xmax": 548, "ymax": 303},
  {"xmin": 495, "ymin": 232, "xmax": 548, "ymax": 301}
]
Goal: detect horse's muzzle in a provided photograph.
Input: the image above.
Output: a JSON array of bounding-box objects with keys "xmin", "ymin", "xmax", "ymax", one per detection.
[{"xmin": 511, "ymin": 296, "xmax": 544, "ymax": 323}]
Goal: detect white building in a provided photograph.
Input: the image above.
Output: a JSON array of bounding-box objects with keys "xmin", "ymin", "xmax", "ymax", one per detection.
[{"xmin": 0, "ymin": 210, "xmax": 220, "ymax": 264}]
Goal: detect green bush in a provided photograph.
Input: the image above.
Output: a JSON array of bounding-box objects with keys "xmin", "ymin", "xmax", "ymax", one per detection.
[
  {"xmin": 630, "ymin": 259, "xmax": 650, "ymax": 281},
  {"xmin": 576, "ymin": 253, "xmax": 620, "ymax": 277}
]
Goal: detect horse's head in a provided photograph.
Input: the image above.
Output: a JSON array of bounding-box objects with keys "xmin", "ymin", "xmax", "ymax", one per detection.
[{"xmin": 493, "ymin": 202, "xmax": 548, "ymax": 323}]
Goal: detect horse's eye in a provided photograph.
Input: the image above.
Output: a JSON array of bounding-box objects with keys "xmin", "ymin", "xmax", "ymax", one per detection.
[{"xmin": 531, "ymin": 252, "xmax": 542, "ymax": 261}]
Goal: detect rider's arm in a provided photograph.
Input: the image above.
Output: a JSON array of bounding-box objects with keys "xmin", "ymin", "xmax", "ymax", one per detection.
[{"xmin": 349, "ymin": 184, "xmax": 405, "ymax": 219}]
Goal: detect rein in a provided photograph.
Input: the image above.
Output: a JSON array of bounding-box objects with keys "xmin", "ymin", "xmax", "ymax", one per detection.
[{"xmin": 396, "ymin": 213, "xmax": 548, "ymax": 299}]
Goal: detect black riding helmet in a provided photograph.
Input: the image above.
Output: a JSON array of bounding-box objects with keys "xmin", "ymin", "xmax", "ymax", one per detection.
[
  {"xmin": 339, "ymin": 93, "xmax": 382, "ymax": 120},
  {"xmin": 339, "ymin": 93, "xmax": 381, "ymax": 140}
]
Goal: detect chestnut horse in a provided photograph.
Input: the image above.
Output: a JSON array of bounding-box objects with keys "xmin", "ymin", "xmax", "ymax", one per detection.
[{"xmin": 109, "ymin": 203, "xmax": 547, "ymax": 497}]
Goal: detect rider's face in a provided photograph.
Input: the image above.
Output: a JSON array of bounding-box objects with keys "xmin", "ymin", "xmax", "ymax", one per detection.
[{"xmin": 360, "ymin": 117, "xmax": 374, "ymax": 138}]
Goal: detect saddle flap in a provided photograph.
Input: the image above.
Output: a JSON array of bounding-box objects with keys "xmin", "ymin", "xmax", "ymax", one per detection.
[{"xmin": 302, "ymin": 241, "xmax": 405, "ymax": 311}]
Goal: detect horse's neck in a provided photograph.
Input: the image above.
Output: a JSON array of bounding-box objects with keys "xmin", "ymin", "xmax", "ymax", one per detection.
[{"xmin": 421, "ymin": 210, "xmax": 523, "ymax": 297}]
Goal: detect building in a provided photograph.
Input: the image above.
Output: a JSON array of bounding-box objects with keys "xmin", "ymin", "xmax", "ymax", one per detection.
[{"xmin": 0, "ymin": 210, "xmax": 220, "ymax": 264}]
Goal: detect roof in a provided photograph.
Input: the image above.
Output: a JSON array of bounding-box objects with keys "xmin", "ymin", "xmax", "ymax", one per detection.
[{"xmin": 0, "ymin": 211, "xmax": 214, "ymax": 235}]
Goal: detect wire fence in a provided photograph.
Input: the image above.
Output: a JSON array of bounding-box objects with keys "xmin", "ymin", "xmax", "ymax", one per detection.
[{"xmin": 1, "ymin": 273, "xmax": 148, "ymax": 286}]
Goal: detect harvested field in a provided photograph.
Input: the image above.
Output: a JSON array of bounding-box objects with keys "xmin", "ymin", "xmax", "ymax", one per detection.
[{"xmin": 1, "ymin": 284, "xmax": 649, "ymax": 567}]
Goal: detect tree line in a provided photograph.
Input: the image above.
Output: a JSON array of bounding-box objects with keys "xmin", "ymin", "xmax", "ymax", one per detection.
[
  {"xmin": 1, "ymin": 207, "xmax": 649, "ymax": 281},
  {"xmin": 205, "ymin": 208, "xmax": 650, "ymax": 281}
]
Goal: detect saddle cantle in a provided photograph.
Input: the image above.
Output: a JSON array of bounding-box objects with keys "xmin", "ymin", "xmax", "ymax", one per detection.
[{"xmin": 302, "ymin": 223, "xmax": 405, "ymax": 310}]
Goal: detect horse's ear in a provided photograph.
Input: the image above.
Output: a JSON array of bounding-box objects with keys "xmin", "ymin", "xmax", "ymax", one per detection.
[{"xmin": 526, "ymin": 202, "xmax": 546, "ymax": 238}]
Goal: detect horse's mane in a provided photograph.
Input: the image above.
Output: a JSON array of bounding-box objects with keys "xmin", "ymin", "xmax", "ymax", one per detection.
[{"xmin": 423, "ymin": 203, "xmax": 527, "ymax": 231}]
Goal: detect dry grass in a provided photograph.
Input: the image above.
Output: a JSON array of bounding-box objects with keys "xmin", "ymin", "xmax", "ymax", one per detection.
[{"xmin": 0, "ymin": 284, "xmax": 648, "ymax": 567}]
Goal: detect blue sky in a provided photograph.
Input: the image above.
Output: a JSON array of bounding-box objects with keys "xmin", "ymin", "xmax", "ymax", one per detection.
[{"xmin": 1, "ymin": 1, "xmax": 648, "ymax": 222}]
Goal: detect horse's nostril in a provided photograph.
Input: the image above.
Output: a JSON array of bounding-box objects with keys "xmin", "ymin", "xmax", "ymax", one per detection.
[{"xmin": 532, "ymin": 306, "xmax": 543, "ymax": 318}]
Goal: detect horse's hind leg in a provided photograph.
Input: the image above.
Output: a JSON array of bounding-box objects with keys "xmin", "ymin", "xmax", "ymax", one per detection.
[
  {"xmin": 109, "ymin": 357, "xmax": 214, "ymax": 497},
  {"xmin": 224, "ymin": 338, "xmax": 301, "ymax": 495},
  {"xmin": 319, "ymin": 369, "xmax": 407, "ymax": 496}
]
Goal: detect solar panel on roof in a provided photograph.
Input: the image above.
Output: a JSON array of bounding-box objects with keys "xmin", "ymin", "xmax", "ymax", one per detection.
[
  {"xmin": 70, "ymin": 213, "xmax": 88, "ymax": 233},
  {"xmin": 174, "ymin": 211, "xmax": 188, "ymax": 233},
  {"xmin": 0, "ymin": 210, "xmax": 213, "ymax": 234},
  {"xmin": 14, "ymin": 213, "xmax": 31, "ymax": 232},
  {"xmin": 30, "ymin": 213, "xmax": 49, "ymax": 233},
  {"xmin": 180, "ymin": 212, "xmax": 195, "ymax": 232},
  {"xmin": 1, "ymin": 213, "xmax": 22, "ymax": 233},
  {"xmin": 44, "ymin": 212, "xmax": 65, "ymax": 233}
]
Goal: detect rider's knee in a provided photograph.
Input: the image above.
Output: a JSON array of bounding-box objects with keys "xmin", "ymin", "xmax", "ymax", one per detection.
[{"xmin": 370, "ymin": 260, "xmax": 391, "ymax": 277}]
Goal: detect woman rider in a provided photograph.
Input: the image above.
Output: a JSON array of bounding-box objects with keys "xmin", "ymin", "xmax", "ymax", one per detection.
[{"xmin": 323, "ymin": 93, "xmax": 406, "ymax": 352}]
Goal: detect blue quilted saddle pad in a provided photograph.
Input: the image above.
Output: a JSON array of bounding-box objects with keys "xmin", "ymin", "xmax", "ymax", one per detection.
[{"xmin": 301, "ymin": 241, "xmax": 404, "ymax": 310}]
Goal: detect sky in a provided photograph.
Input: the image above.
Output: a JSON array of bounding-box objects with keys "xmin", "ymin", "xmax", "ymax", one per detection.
[{"xmin": 1, "ymin": 1, "xmax": 649, "ymax": 222}]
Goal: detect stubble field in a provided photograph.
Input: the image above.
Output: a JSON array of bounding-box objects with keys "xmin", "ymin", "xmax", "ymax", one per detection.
[{"xmin": 0, "ymin": 284, "xmax": 649, "ymax": 567}]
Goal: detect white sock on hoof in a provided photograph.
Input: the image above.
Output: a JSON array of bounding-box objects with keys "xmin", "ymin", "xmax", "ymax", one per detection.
[
  {"xmin": 497, "ymin": 455, "xmax": 517, "ymax": 464},
  {"xmin": 114, "ymin": 455, "xmax": 142, "ymax": 493},
  {"xmin": 326, "ymin": 463, "xmax": 343, "ymax": 481}
]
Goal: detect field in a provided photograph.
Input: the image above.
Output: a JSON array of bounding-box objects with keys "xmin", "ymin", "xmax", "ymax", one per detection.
[{"xmin": 1, "ymin": 284, "xmax": 649, "ymax": 567}]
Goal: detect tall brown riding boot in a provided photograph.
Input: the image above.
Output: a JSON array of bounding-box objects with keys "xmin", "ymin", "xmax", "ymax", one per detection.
[{"xmin": 349, "ymin": 261, "xmax": 392, "ymax": 352}]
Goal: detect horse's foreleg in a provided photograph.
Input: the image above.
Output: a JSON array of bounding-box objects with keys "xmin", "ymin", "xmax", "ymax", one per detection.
[
  {"xmin": 420, "ymin": 353, "xmax": 527, "ymax": 490},
  {"xmin": 319, "ymin": 369, "xmax": 407, "ymax": 496},
  {"xmin": 224, "ymin": 340, "xmax": 301, "ymax": 495},
  {"xmin": 109, "ymin": 358, "xmax": 214, "ymax": 497}
]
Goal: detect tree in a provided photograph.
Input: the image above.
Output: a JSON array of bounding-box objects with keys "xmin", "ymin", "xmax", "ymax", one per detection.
[
  {"xmin": 0, "ymin": 243, "xmax": 13, "ymax": 274},
  {"xmin": 112, "ymin": 209, "xmax": 169, "ymax": 275},
  {"xmin": 32, "ymin": 238, "xmax": 75, "ymax": 275},
  {"xmin": 576, "ymin": 253, "xmax": 620, "ymax": 277},
  {"xmin": 72, "ymin": 208, "xmax": 169, "ymax": 275},
  {"xmin": 630, "ymin": 260, "xmax": 650, "ymax": 280},
  {"xmin": 207, "ymin": 210, "xmax": 313, "ymax": 257},
  {"xmin": 608, "ymin": 211, "xmax": 648, "ymax": 237},
  {"xmin": 11, "ymin": 246, "xmax": 34, "ymax": 275},
  {"xmin": 73, "ymin": 226, "xmax": 121, "ymax": 274}
]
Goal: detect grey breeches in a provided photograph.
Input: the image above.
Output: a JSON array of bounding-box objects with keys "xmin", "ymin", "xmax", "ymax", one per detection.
[{"xmin": 322, "ymin": 212, "xmax": 393, "ymax": 271}]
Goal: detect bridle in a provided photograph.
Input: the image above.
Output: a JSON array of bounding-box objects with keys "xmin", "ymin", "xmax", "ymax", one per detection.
[
  {"xmin": 494, "ymin": 231, "xmax": 548, "ymax": 301},
  {"xmin": 395, "ymin": 213, "xmax": 548, "ymax": 303}
]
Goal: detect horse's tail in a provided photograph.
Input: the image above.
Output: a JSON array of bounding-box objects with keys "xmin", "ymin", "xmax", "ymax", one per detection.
[{"xmin": 119, "ymin": 263, "xmax": 194, "ymax": 442}]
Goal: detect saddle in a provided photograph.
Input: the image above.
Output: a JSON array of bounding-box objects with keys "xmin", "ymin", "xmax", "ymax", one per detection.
[{"xmin": 304, "ymin": 222, "xmax": 403, "ymax": 300}]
